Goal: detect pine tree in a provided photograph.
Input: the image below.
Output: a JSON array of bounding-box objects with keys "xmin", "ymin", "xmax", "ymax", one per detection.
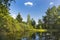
[
  {"xmin": 16, "ymin": 13, "xmax": 22, "ymax": 23},
  {"xmin": 27, "ymin": 14, "xmax": 31, "ymax": 25},
  {"xmin": 37, "ymin": 19, "xmax": 42, "ymax": 29},
  {"xmin": 31, "ymin": 18, "xmax": 36, "ymax": 28},
  {"xmin": 43, "ymin": 6, "xmax": 58, "ymax": 29}
]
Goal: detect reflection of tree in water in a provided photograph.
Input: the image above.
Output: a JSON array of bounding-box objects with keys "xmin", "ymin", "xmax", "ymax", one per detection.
[
  {"xmin": 20, "ymin": 31, "xmax": 34, "ymax": 40},
  {"xmin": 31, "ymin": 33, "xmax": 36, "ymax": 40},
  {"xmin": 20, "ymin": 31, "xmax": 60, "ymax": 40}
]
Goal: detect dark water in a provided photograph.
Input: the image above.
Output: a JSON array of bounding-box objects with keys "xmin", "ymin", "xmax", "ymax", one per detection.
[{"xmin": 20, "ymin": 32, "xmax": 59, "ymax": 40}]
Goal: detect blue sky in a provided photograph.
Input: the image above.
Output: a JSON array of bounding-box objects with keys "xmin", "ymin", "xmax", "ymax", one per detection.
[{"xmin": 9, "ymin": 0, "xmax": 60, "ymax": 23}]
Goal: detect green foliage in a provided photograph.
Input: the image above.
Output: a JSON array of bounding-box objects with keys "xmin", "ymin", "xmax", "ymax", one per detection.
[
  {"xmin": 0, "ymin": 1, "xmax": 60, "ymax": 40},
  {"xmin": 36, "ymin": 19, "xmax": 43, "ymax": 29},
  {"xmin": 0, "ymin": 4, "xmax": 9, "ymax": 15},
  {"xmin": 0, "ymin": 0, "xmax": 14, "ymax": 7},
  {"xmin": 43, "ymin": 6, "xmax": 60, "ymax": 29},
  {"xmin": 16, "ymin": 13, "xmax": 22, "ymax": 23},
  {"xmin": 0, "ymin": 4, "xmax": 23, "ymax": 40},
  {"xmin": 0, "ymin": 14, "xmax": 23, "ymax": 40},
  {"xmin": 31, "ymin": 18, "xmax": 36, "ymax": 28}
]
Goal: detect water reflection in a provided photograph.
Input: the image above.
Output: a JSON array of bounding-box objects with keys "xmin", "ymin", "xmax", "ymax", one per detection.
[{"xmin": 20, "ymin": 31, "xmax": 60, "ymax": 40}]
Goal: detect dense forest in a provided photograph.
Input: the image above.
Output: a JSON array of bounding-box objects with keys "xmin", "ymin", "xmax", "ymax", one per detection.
[{"xmin": 0, "ymin": 0, "xmax": 60, "ymax": 40}]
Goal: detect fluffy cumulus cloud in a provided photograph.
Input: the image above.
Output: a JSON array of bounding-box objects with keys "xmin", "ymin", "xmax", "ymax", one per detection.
[
  {"xmin": 24, "ymin": 2, "xmax": 33, "ymax": 6},
  {"xmin": 49, "ymin": 2, "xmax": 54, "ymax": 5}
]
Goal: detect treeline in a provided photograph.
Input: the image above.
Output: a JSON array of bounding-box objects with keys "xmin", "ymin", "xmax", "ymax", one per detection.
[
  {"xmin": 0, "ymin": 0, "xmax": 34, "ymax": 40},
  {"xmin": 0, "ymin": 0, "xmax": 60, "ymax": 40},
  {"xmin": 43, "ymin": 6, "xmax": 60, "ymax": 29}
]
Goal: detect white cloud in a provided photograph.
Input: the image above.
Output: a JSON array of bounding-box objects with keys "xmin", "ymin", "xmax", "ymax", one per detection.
[
  {"xmin": 50, "ymin": 2, "xmax": 54, "ymax": 5},
  {"xmin": 24, "ymin": 2, "xmax": 33, "ymax": 6}
]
